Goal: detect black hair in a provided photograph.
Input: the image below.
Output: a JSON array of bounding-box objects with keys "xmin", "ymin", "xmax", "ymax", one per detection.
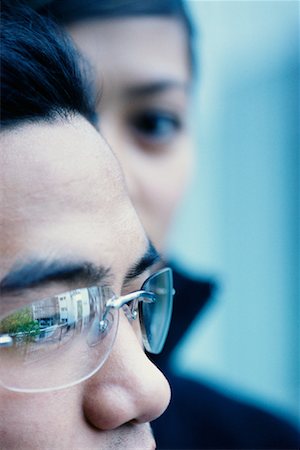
[
  {"xmin": 36, "ymin": 0, "xmax": 196, "ymax": 74},
  {"xmin": 1, "ymin": 3, "xmax": 98, "ymax": 129}
]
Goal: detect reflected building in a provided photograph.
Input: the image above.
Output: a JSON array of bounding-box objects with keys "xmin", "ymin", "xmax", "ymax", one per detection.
[{"xmin": 32, "ymin": 288, "xmax": 91, "ymax": 335}]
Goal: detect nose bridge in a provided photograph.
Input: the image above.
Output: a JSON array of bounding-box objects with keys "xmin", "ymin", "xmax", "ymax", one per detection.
[{"xmin": 82, "ymin": 312, "xmax": 171, "ymax": 431}]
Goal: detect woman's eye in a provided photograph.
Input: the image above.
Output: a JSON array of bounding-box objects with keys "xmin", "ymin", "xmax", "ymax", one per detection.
[{"xmin": 129, "ymin": 110, "xmax": 182, "ymax": 145}]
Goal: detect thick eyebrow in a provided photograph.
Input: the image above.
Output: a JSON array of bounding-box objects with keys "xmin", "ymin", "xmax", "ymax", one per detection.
[
  {"xmin": 0, "ymin": 241, "xmax": 160, "ymax": 295},
  {"xmin": 0, "ymin": 260, "xmax": 112, "ymax": 295},
  {"xmin": 124, "ymin": 240, "xmax": 161, "ymax": 283},
  {"xmin": 124, "ymin": 80, "xmax": 189, "ymax": 99}
]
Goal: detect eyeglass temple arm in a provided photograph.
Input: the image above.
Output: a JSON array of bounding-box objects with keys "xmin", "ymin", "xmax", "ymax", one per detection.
[
  {"xmin": 107, "ymin": 290, "xmax": 156, "ymax": 309},
  {"xmin": 98, "ymin": 290, "xmax": 155, "ymax": 330}
]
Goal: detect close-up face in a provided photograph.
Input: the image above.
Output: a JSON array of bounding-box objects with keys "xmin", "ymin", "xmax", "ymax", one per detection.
[
  {"xmin": 68, "ymin": 17, "xmax": 193, "ymax": 250},
  {"xmin": 0, "ymin": 116, "xmax": 170, "ymax": 449}
]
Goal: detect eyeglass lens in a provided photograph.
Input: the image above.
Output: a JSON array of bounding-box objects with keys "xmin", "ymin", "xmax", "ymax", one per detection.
[
  {"xmin": 0, "ymin": 286, "xmax": 118, "ymax": 392},
  {"xmin": 140, "ymin": 268, "xmax": 173, "ymax": 354},
  {"xmin": 0, "ymin": 268, "xmax": 173, "ymax": 392}
]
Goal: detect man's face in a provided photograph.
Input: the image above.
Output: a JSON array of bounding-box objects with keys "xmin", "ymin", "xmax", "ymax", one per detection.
[{"xmin": 0, "ymin": 117, "xmax": 170, "ymax": 449}]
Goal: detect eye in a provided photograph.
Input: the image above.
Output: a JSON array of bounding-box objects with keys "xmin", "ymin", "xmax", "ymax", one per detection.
[{"xmin": 128, "ymin": 109, "xmax": 183, "ymax": 148}]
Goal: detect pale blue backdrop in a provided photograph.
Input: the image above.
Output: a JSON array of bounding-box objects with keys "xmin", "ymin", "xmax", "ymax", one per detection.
[{"xmin": 167, "ymin": 0, "xmax": 299, "ymax": 426}]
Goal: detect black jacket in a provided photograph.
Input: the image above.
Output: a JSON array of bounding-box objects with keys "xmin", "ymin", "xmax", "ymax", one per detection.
[{"xmin": 151, "ymin": 266, "xmax": 300, "ymax": 449}]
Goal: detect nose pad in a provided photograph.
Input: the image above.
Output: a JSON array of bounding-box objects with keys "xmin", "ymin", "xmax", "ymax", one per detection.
[{"xmin": 82, "ymin": 312, "xmax": 171, "ymax": 431}]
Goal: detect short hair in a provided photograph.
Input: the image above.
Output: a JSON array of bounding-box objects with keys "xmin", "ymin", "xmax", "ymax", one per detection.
[
  {"xmin": 1, "ymin": 3, "xmax": 97, "ymax": 130},
  {"xmin": 36, "ymin": 0, "xmax": 196, "ymax": 74}
]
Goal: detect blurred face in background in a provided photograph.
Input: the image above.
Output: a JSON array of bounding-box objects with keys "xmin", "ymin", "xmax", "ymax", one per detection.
[{"xmin": 69, "ymin": 17, "xmax": 193, "ymax": 251}]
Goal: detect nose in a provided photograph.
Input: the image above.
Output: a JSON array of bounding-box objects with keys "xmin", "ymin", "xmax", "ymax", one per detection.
[{"xmin": 82, "ymin": 312, "xmax": 171, "ymax": 430}]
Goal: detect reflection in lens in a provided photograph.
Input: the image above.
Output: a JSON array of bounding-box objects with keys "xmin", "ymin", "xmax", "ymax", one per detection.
[
  {"xmin": 0, "ymin": 286, "xmax": 118, "ymax": 392},
  {"xmin": 141, "ymin": 268, "xmax": 173, "ymax": 354}
]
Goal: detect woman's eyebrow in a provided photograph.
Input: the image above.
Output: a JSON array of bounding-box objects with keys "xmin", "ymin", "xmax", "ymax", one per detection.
[
  {"xmin": 124, "ymin": 80, "xmax": 189, "ymax": 99},
  {"xmin": 0, "ymin": 260, "xmax": 113, "ymax": 295}
]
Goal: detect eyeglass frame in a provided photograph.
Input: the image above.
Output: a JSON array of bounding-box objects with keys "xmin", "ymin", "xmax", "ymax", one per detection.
[{"xmin": 0, "ymin": 267, "xmax": 174, "ymax": 393}]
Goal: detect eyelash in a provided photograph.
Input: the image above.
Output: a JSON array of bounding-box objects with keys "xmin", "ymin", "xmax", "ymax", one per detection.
[{"xmin": 128, "ymin": 109, "xmax": 183, "ymax": 146}]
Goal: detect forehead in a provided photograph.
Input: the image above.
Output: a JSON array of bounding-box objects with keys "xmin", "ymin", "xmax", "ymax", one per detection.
[
  {"xmin": 1, "ymin": 117, "xmax": 122, "ymax": 212},
  {"xmin": 0, "ymin": 117, "xmax": 146, "ymax": 282},
  {"xmin": 68, "ymin": 17, "xmax": 190, "ymax": 87}
]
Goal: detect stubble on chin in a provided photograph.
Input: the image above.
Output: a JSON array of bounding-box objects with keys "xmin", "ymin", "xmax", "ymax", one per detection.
[{"xmin": 103, "ymin": 422, "xmax": 156, "ymax": 450}]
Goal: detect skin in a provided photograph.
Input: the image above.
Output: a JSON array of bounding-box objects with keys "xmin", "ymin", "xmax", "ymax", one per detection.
[
  {"xmin": 0, "ymin": 116, "xmax": 170, "ymax": 449},
  {"xmin": 68, "ymin": 17, "xmax": 193, "ymax": 250}
]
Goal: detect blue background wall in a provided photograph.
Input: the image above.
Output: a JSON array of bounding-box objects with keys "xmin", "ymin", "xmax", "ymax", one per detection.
[{"xmin": 168, "ymin": 0, "xmax": 299, "ymax": 426}]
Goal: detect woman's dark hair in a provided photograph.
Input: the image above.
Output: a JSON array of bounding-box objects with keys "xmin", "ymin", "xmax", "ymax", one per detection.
[
  {"xmin": 1, "ymin": 4, "xmax": 97, "ymax": 129},
  {"xmin": 37, "ymin": 0, "xmax": 196, "ymax": 73}
]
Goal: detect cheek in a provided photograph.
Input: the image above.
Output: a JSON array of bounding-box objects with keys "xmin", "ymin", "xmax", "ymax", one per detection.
[
  {"xmin": 129, "ymin": 139, "xmax": 194, "ymax": 247},
  {"xmin": 0, "ymin": 389, "xmax": 79, "ymax": 448},
  {"xmin": 140, "ymin": 143, "xmax": 193, "ymax": 216}
]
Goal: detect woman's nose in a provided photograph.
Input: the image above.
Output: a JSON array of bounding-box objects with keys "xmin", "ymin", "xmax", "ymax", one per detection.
[
  {"xmin": 100, "ymin": 119, "xmax": 142, "ymax": 203},
  {"xmin": 82, "ymin": 312, "xmax": 171, "ymax": 431}
]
